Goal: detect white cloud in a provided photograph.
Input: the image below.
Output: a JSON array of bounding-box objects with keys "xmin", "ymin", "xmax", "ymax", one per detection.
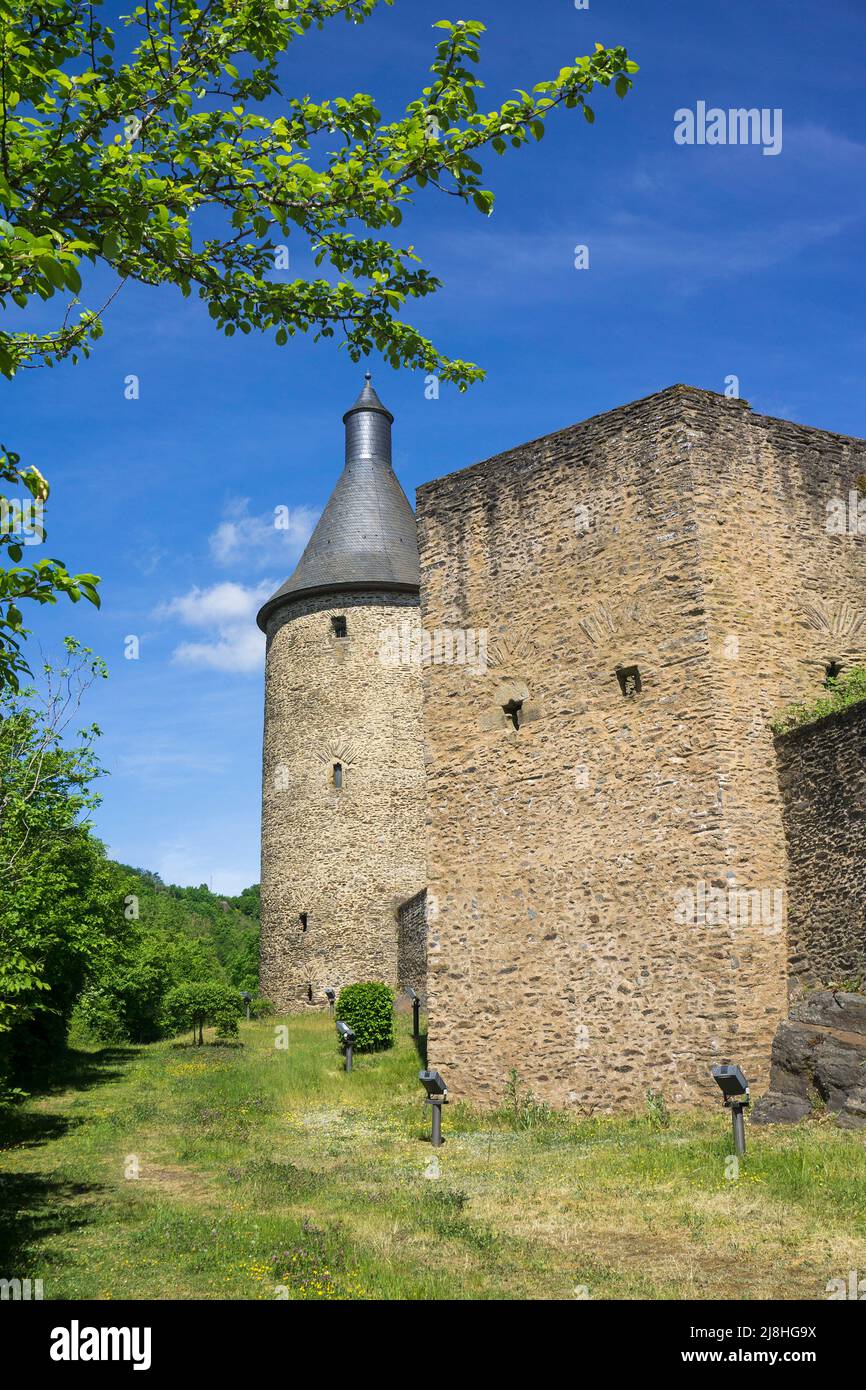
[
  {"xmin": 209, "ymin": 497, "xmax": 318, "ymax": 568},
  {"xmin": 157, "ymin": 580, "xmax": 273, "ymax": 673}
]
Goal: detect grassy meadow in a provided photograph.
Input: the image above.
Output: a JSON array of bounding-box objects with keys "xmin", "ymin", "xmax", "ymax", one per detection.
[{"xmin": 1, "ymin": 1013, "xmax": 864, "ymax": 1301}]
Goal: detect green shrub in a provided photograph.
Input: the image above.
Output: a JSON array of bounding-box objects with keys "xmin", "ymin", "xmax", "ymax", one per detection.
[
  {"xmin": 335, "ymin": 982, "xmax": 394, "ymax": 1052},
  {"xmin": 499, "ymin": 1068, "xmax": 556, "ymax": 1132},
  {"xmin": 161, "ymin": 981, "xmax": 242, "ymax": 1044},
  {"xmin": 645, "ymin": 1088, "xmax": 671, "ymax": 1130},
  {"xmin": 771, "ymin": 664, "xmax": 866, "ymax": 734}
]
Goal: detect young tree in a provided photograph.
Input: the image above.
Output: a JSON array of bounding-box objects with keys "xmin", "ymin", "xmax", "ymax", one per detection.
[
  {"xmin": 162, "ymin": 980, "xmax": 243, "ymax": 1044},
  {"xmin": 0, "ymin": 639, "xmax": 127, "ymax": 1089}
]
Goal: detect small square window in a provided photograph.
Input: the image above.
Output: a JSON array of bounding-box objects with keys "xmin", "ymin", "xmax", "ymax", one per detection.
[
  {"xmin": 299, "ymin": 912, "xmax": 308, "ymax": 932},
  {"xmin": 331, "ymin": 615, "xmax": 347, "ymax": 639},
  {"xmin": 502, "ymin": 697, "xmax": 523, "ymax": 731}
]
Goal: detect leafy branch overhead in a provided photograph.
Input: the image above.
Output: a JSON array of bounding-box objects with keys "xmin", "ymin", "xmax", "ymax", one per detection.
[
  {"xmin": 0, "ymin": 0, "xmax": 638, "ymax": 385},
  {"xmin": 1, "ymin": 446, "xmax": 101, "ymax": 692}
]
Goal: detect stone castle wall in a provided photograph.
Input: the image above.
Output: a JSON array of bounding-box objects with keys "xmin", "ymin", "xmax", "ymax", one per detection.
[
  {"xmin": 397, "ymin": 889, "xmax": 427, "ymax": 1004},
  {"xmin": 259, "ymin": 589, "xmax": 427, "ymax": 1010},
  {"xmin": 776, "ymin": 701, "xmax": 866, "ymax": 987},
  {"xmin": 416, "ymin": 385, "xmax": 866, "ymax": 1110},
  {"xmin": 686, "ymin": 391, "xmax": 866, "ymax": 1063}
]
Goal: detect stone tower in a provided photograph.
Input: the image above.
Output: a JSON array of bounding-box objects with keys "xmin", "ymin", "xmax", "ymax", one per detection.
[{"xmin": 257, "ymin": 375, "xmax": 426, "ymax": 1011}]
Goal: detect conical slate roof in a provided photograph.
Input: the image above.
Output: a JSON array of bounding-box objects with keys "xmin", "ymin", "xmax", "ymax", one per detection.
[
  {"xmin": 256, "ymin": 375, "xmax": 419, "ymax": 631},
  {"xmin": 344, "ymin": 372, "xmax": 394, "ymax": 422}
]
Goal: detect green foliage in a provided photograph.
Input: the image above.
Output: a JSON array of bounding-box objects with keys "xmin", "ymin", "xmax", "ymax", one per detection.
[
  {"xmin": 74, "ymin": 870, "xmax": 262, "ymax": 1043},
  {"xmin": 162, "ymin": 980, "xmax": 243, "ymax": 1044},
  {"xmin": 0, "ymin": 640, "xmax": 262, "ymax": 1088},
  {"xmin": 335, "ymin": 981, "xmax": 394, "ymax": 1052},
  {"xmin": 0, "ymin": 642, "xmax": 125, "ymax": 1087},
  {"xmin": 645, "ymin": 1088, "xmax": 671, "ymax": 1130},
  {"xmin": 247, "ymin": 993, "xmax": 274, "ymax": 1019},
  {"xmin": 771, "ymin": 664, "xmax": 866, "ymax": 735},
  {"xmin": 499, "ymin": 1067, "xmax": 556, "ymax": 1132},
  {"xmin": 0, "ymin": 449, "xmax": 101, "ymax": 691},
  {"xmin": 0, "ymin": 2, "xmax": 637, "ymax": 384}
]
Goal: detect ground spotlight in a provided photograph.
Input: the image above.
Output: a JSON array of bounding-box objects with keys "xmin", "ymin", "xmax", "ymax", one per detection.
[
  {"xmin": 712, "ymin": 1062, "xmax": 749, "ymax": 1157},
  {"xmin": 419, "ymin": 1069, "xmax": 448, "ymax": 1147},
  {"xmin": 240, "ymin": 991, "xmax": 252, "ymax": 1022},
  {"xmin": 405, "ymin": 987, "xmax": 420, "ymax": 1039},
  {"xmin": 325, "ymin": 987, "xmax": 336, "ymax": 1017},
  {"xmin": 337, "ymin": 1020, "xmax": 355, "ymax": 1072}
]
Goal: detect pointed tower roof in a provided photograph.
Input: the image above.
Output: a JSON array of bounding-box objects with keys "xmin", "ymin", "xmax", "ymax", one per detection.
[
  {"xmin": 344, "ymin": 371, "xmax": 394, "ymax": 422},
  {"xmin": 256, "ymin": 374, "xmax": 419, "ymax": 631}
]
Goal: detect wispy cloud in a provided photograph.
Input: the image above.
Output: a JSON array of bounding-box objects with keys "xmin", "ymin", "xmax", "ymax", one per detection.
[
  {"xmin": 430, "ymin": 203, "xmax": 859, "ymax": 306},
  {"xmin": 114, "ymin": 743, "xmax": 233, "ymax": 788},
  {"xmin": 783, "ymin": 122, "xmax": 866, "ymax": 171},
  {"xmin": 209, "ymin": 496, "xmax": 318, "ymax": 569},
  {"xmin": 156, "ymin": 580, "xmax": 273, "ymax": 673},
  {"xmin": 141, "ymin": 837, "xmax": 254, "ymax": 895}
]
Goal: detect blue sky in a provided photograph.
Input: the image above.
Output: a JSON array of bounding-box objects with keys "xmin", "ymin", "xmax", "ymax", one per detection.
[{"xmin": 7, "ymin": 0, "xmax": 866, "ymax": 892}]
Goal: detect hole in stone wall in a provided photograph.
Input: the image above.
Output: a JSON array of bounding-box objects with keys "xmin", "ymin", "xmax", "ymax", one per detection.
[
  {"xmin": 825, "ymin": 660, "xmax": 844, "ymax": 686},
  {"xmin": 331, "ymin": 615, "xmax": 347, "ymax": 638},
  {"xmin": 502, "ymin": 697, "xmax": 523, "ymax": 730},
  {"xmin": 299, "ymin": 912, "xmax": 308, "ymax": 932},
  {"xmin": 333, "ymin": 762, "xmax": 343, "ymax": 790},
  {"xmin": 616, "ymin": 665, "xmax": 642, "ymax": 697}
]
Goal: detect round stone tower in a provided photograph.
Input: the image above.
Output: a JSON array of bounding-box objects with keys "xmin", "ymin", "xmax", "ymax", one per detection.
[{"xmin": 257, "ymin": 375, "xmax": 426, "ymax": 1011}]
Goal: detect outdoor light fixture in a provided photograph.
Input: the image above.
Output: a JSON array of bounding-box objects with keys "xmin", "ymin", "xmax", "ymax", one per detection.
[
  {"xmin": 419, "ymin": 1069, "xmax": 448, "ymax": 1148},
  {"xmin": 240, "ymin": 990, "xmax": 252, "ymax": 1022},
  {"xmin": 337, "ymin": 1020, "xmax": 355, "ymax": 1072},
  {"xmin": 712, "ymin": 1062, "xmax": 750, "ymax": 1157},
  {"xmin": 405, "ymin": 987, "xmax": 420, "ymax": 1039},
  {"xmin": 324, "ymin": 987, "xmax": 336, "ymax": 1017}
]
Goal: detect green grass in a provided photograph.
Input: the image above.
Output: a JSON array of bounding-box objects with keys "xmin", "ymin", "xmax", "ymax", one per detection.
[
  {"xmin": 771, "ymin": 663, "xmax": 866, "ymax": 734},
  {"xmin": 1, "ymin": 1014, "xmax": 865, "ymax": 1300}
]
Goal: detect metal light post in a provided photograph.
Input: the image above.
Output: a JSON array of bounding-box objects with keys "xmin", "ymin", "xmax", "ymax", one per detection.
[
  {"xmin": 240, "ymin": 991, "xmax": 252, "ymax": 1022},
  {"xmin": 419, "ymin": 1069, "xmax": 448, "ymax": 1148},
  {"xmin": 406, "ymin": 987, "xmax": 420, "ymax": 1039},
  {"xmin": 325, "ymin": 987, "xmax": 336, "ymax": 1018},
  {"xmin": 337, "ymin": 1020, "xmax": 355, "ymax": 1073},
  {"xmin": 712, "ymin": 1063, "xmax": 750, "ymax": 1157}
]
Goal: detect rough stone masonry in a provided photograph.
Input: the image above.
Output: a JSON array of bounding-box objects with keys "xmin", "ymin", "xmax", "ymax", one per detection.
[{"xmin": 416, "ymin": 385, "xmax": 866, "ymax": 1109}]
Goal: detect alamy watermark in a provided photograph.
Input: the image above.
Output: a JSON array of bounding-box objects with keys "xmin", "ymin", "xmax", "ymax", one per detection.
[
  {"xmin": 0, "ymin": 1277, "xmax": 43, "ymax": 1299},
  {"xmin": 674, "ymin": 102, "xmax": 782, "ymax": 157},
  {"xmin": 826, "ymin": 1269, "xmax": 866, "ymax": 1299},
  {"xmin": 379, "ymin": 621, "xmax": 488, "ymax": 675},
  {"xmin": 826, "ymin": 490, "xmax": 866, "ymax": 536},
  {"xmin": 673, "ymin": 879, "xmax": 784, "ymax": 934},
  {"xmin": 0, "ymin": 497, "xmax": 44, "ymax": 545}
]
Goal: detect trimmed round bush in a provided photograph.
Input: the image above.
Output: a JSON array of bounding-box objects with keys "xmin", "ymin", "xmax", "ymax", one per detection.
[{"xmin": 335, "ymin": 982, "xmax": 394, "ymax": 1052}]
